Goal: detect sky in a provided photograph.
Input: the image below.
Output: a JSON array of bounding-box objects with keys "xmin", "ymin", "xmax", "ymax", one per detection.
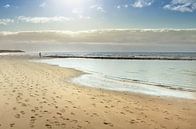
[
  {"xmin": 0, "ymin": 0, "xmax": 196, "ymax": 52},
  {"xmin": 0, "ymin": 0, "xmax": 196, "ymax": 31}
]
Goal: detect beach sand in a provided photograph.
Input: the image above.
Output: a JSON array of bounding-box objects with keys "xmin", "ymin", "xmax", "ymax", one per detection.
[{"xmin": 0, "ymin": 56, "xmax": 196, "ymax": 129}]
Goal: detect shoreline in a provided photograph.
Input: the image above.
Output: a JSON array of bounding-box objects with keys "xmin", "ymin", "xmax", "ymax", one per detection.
[
  {"xmin": 34, "ymin": 57, "xmax": 196, "ymax": 101},
  {"xmin": 37, "ymin": 58, "xmax": 196, "ymax": 100},
  {"xmin": 32, "ymin": 56, "xmax": 194, "ymax": 101},
  {"xmin": 0, "ymin": 56, "xmax": 196, "ymax": 129},
  {"xmin": 71, "ymin": 74, "xmax": 196, "ymax": 100}
]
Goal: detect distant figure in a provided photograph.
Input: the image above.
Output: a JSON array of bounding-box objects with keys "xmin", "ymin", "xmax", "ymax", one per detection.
[{"xmin": 39, "ymin": 52, "xmax": 42, "ymax": 58}]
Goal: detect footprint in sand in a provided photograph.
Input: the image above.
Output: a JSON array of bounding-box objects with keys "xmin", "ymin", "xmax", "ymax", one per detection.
[
  {"xmin": 54, "ymin": 121, "xmax": 61, "ymax": 126},
  {"xmin": 21, "ymin": 103, "xmax": 27, "ymax": 107},
  {"xmin": 164, "ymin": 117, "xmax": 170, "ymax": 120},
  {"xmin": 60, "ymin": 109, "xmax": 65, "ymax": 113},
  {"xmin": 104, "ymin": 106, "xmax": 109, "ymax": 108},
  {"xmin": 92, "ymin": 103, "xmax": 96, "ymax": 107},
  {"xmin": 90, "ymin": 97, "xmax": 96, "ymax": 100},
  {"xmin": 45, "ymin": 124, "xmax": 52, "ymax": 129},
  {"xmin": 43, "ymin": 110, "xmax": 48, "ymax": 113},
  {"xmin": 29, "ymin": 116, "xmax": 36, "ymax": 126},
  {"xmin": 103, "ymin": 122, "xmax": 113, "ymax": 127},
  {"xmin": 85, "ymin": 120, "xmax": 90, "ymax": 124},
  {"xmin": 15, "ymin": 114, "xmax": 21, "ymax": 119},
  {"xmin": 71, "ymin": 119, "xmax": 78, "ymax": 123},
  {"xmin": 20, "ymin": 110, "xmax": 25, "ymax": 115},
  {"xmin": 61, "ymin": 123, "xmax": 66, "ymax": 127},
  {"xmin": 71, "ymin": 112, "xmax": 75, "ymax": 115},
  {"xmin": 130, "ymin": 119, "xmax": 136, "ymax": 124},
  {"xmin": 56, "ymin": 112, "xmax": 62, "ymax": 116},
  {"xmin": 31, "ymin": 109, "xmax": 36, "ymax": 113},
  {"xmin": 126, "ymin": 110, "xmax": 133, "ymax": 114},
  {"xmin": 30, "ymin": 124, "xmax": 35, "ymax": 128},
  {"xmin": 104, "ymin": 111, "xmax": 108, "ymax": 114},
  {"xmin": 92, "ymin": 113, "xmax": 99, "ymax": 117},
  {"xmin": 30, "ymin": 116, "xmax": 36, "ymax": 121},
  {"xmin": 25, "ymin": 99, "xmax": 30, "ymax": 102},
  {"xmin": 77, "ymin": 125, "xmax": 82, "ymax": 129},
  {"xmin": 160, "ymin": 125, "xmax": 167, "ymax": 129},
  {"xmin": 59, "ymin": 116, "xmax": 66, "ymax": 120},
  {"xmin": 34, "ymin": 113, "xmax": 39, "ymax": 116},
  {"xmin": 120, "ymin": 112, "xmax": 125, "ymax": 115},
  {"xmin": 10, "ymin": 123, "xmax": 15, "ymax": 127}
]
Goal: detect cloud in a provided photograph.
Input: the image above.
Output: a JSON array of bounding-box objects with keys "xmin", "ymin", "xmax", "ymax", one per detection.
[
  {"xmin": 71, "ymin": 8, "xmax": 91, "ymax": 19},
  {"xmin": 97, "ymin": 6, "xmax": 105, "ymax": 13},
  {"xmin": 3, "ymin": 4, "xmax": 10, "ymax": 8},
  {"xmin": 124, "ymin": 4, "xmax": 129, "ymax": 8},
  {"xmin": 116, "ymin": 5, "xmax": 121, "ymax": 9},
  {"xmin": 116, "ymin": 4, "xmax": 129, "ymax": 9},
  {"xmin": 72, "ymin": 8, "xmax": 83, "ymax": 15},
  {"xmin": 39, "ymin": 2, "xmax": 47, "ymax": 8},
  {"xmin": 17, "ymin": 16, "xmax": 73, "ymax": 24},
  {"xmin": 90, "ymin": 5, "xmax": 98, "ymax": 9},
  {"xmin": 0, "ymin": 29, "xmax": 195, "ymax": 45},
  {"xmin": 1, "ymin": 29, "xmax": 196, "ymax": 52},
  {"xmin": 0, "ymin": 19, "xmax": 14, "ymax": 25},
  {"xmin": 131, "ymin": 0, "xmax": 154, "ymax": 8},
  {"xmin": 90, "ymin": 5, "xmax": 106, "ymax": 13},
  {"xmin": 163, "ymin": 0, "xmax": 196, "ymax": 12},
  {"xmin": 78, "ymin": 15, "xmax": 91, "ymax": 20},
  {"xmin": 0, "ymin": 16, "xmax": 91, "ymax": 25}
]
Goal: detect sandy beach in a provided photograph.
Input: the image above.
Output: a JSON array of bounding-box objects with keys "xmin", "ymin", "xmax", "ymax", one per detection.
[{"xmin": 0, "ymin": 56, "xmax": 196, "ymax": 129}]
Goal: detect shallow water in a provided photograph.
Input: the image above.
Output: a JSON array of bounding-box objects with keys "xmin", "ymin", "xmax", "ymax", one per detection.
[{"xmin": 38, "ymin": 58, "xmax": 196, "ymax": 99}]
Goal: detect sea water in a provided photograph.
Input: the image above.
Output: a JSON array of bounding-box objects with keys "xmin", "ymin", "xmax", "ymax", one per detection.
[{"xmin": 37, "ymin": 53, "xmax": 196, "ymax": 99}]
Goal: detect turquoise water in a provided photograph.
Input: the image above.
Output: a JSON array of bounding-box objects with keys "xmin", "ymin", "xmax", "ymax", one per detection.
[{"xmin": 38, "ymin": 58, "xmax": 196, "ymax": 99}]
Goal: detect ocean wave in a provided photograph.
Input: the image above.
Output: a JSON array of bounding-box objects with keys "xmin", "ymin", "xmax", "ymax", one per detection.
[{"xmin": 103, "ymin": 75, "xmax": 196, "ymax": 93}]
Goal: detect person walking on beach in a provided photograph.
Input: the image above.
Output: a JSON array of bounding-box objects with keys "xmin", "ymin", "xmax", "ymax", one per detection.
[{"xmin": 39, "ymin": 52, "xmax": 42, "ymax": 58}]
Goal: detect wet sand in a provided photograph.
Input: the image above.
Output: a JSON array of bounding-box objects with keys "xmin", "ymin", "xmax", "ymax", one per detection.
[{"xmin": 0, "ymin": 56, "xmax": 196, "ymax": 129}]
